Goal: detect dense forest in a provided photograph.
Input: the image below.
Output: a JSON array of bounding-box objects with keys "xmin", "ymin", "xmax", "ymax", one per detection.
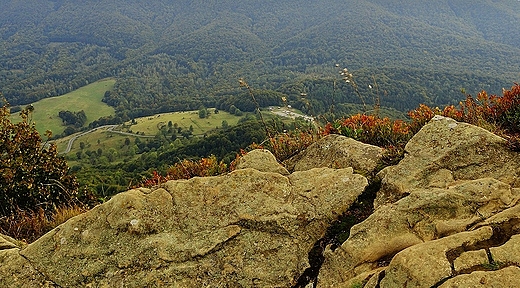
[
  {"xmin": 1, "ymin": 0, "xmax": 520, "ymax": 118},
  {"xmin": 2, "ymin": 0, "xmax": 520, "ymax": 196}
]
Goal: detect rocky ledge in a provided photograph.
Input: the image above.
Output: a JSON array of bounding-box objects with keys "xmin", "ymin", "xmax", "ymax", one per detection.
[{"xmin": 2, "ymin": 116, "xmax": 520, "ymax": 287}]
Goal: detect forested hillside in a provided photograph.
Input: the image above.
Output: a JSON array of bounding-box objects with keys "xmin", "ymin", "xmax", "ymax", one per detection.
[{"xmin": 1, "ymin": 0, "xmax": 520, "ymax": 118}]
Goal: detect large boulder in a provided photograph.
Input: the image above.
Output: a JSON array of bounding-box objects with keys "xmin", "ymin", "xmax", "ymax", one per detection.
[
  {"xmin": 317, "ymin": 117, "xmax": 520, "ymax": 287},
  {"xmin": 320, "ymin": 201, "xmax": 520, "ymax": 288},
  {"xmin": 439, "ymin": 266, "xmax": 520, "ymax": 288},
  {"xmin": 234, "ymin": 149, "xmax": 289, "ymax": 175},
  {"xmin": 10, "ymin": 167, "xmax": 367, "ymax": 287},
  {"xmin": 0, "ymin": 248, "xmax": 56, "ymax": 288},
  {"xmin": 376, "ymin": 116, "xmax": 520, "ymax": 209},
  {"xmin": 381, "ymin": 218, "xmax": 520, "ymax": 288},
  {"xmin": 317, "ymin": 178, "xmax": 520, "ymax": 287},
  {"xmin": 284, "ymin": 134, "xmax": 383, "ymax": 176},
  {"xmin": 380, "ymin": 227, "xmax": 494, "ymax": 287}
]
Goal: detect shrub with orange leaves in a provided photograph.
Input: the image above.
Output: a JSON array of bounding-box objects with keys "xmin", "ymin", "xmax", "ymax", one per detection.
[
  {"xmin": 324, "ymin": 84, "xmax": 520, "ymax": 167},
  {"xmin": 437, "ymin": 84, "xmax": 520, "ymax": 135},
  {"xmin": 167, "ymin": 155, "xmax": 227, "ymax": 180},
  {"xmin": 325, "ymin": 114, "xmax": 413, "ymax": 148},
  {"xmin": 491, "ymin": 84, "xmax": 520, "ymax": 134},
  {"xmin": 139, "ymin": 84, "xmax": 520, "ymax": 188},
  {"xmin": 140, "ymin": 155, "xmax": 228, "ymax": 187},
  {"xmin": 265, "ymin": 130, "xmax": 322, "ymax": 162},
  {"xmin": 140, "ymin": 171, "xmax": 168, "ymax": 188},
  {"xmin": 408, "ymin": 104, "xmax": 441, "ymax": 133}
]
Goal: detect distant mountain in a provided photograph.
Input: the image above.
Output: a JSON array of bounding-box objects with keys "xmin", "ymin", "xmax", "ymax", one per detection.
[{"xmin": 1, "ymin": 0, "xmax": 519, "ymax": 114}]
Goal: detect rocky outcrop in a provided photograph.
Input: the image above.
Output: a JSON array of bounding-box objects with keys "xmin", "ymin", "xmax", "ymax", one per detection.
[
  {"xmin": 0, "ymin": 234, "xmax": 51, "ymax": 288},
  {"xmin": 439, "ymin": 266, "xmax": 520, "ymax": 288},
  {"xmin": 234, "ymin": 148, "xmax": 289, "ymax": 175},
  {"xmin": 284, "ymin": 134, "xmax": 383, "ymax": 175},
  {"xmin": 318, "ymin": 117, "xmax": 520, "ymax": 287},
  {"xmin": 5, "ymin": 158, "xmax": 367, "ymax": 287},
  {"xmin": 0, "ymin": 234, "xmax": 20, "ymax": 250},
  {"xmin": 318, "ymin": 178, "xmax": 519, "ymax": 285},
  {"xmin": 0, "ymin": 248, "xmax": 56, "ymax": 288},
  {"xmin": 379, "ymin": 215, "xmax": 520, "ymax": 288},
  {"xmin": 376, "ymin": 115, "xmax": 520, "ymax": 209},
  {"xmin": 3, "ymin": 117, "xmax": 520, "ymax": 287}
]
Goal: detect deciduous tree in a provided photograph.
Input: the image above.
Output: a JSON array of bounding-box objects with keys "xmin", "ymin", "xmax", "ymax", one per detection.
[{"xmin": 0, "ymin": 102, "xmax": 79, "ymax": 217}]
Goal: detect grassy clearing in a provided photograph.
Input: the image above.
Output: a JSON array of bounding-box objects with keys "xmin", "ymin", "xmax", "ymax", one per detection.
[
  {"xmin": 54, "ymin": 128, "xmax": 139, "ymax": 156},
  {"xmin": 55, "ymin": 107, "xmax": 315, "ymax": 162},
  {"xmin": 61, "ymin": 129, "xmax": 144, "ymax": 167},
  {"xmin": 56, "ymin": 107, "xmax": 313, "ymax": 166},
  {"xmin": 126, "ymin": 108, "xmax": 240, "ymax": 136},
  {"xmin": 56, "ymin": 109, "xmax": 243, "ymax": 158},
  {"xmin": 10, "ymin": 79, "xmax": 116, "ymax": 136}
]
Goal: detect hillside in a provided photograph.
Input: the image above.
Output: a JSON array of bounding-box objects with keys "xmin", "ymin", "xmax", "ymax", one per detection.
[{"xmin": 1, "ymin": 0, "xmax": 519, "ymax": 116}]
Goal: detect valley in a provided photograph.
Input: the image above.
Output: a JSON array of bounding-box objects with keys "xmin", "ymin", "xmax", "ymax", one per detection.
[
  {"xmin": 2, "ymin": 3, "xmax": 520, "ymax": 285},
  {"xmin": 2, "ymin": 0, "xmax": 520, "ymax": 201}
]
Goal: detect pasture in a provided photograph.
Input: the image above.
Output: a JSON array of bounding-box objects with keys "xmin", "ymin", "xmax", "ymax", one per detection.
[
  {"xmin": 126, "ymin": 109, "xmax": 240, "ymax": 136},
  {"xmin": 10, "ymin": 79, "xmax": 116, "ymax": 136}
]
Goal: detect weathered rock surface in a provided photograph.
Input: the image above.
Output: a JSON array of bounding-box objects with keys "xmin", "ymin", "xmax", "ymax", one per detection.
[
  {"xmin": 380, "ymin": 227, "xmax": 494, "ymax": 287},
  {"xmin": 376, "ymin": 115, "xmax": 520, "ymax": 209},
  {"xmin": 321, "ymin": 213, "xmax": 520, "ymax": 288},
  {"xmin": 1, "ymin": 233, "xmax": 52, "ymax": 287},
  {"xmin": 453, "ymin": 249, "xmax": 489, "ymax": 273},
  {"xmin": 0, "ymin": 233, "xmax": 20, "ymax": 250},
  {"xmin": 318, "ymin": 117, "xmax": 520, "ymax": 287},
  {"xmin": 439, "ymin": 266, "xmax": 520, "ymax": 288},
  {"xmin": 234, "ymin": 148, "xmax": 290, "ymax": 175},
  {"xmin": 318, "ymin": 178, "xmax": 520, "ymax": 286},
  {"xmin": 284, "ymin": 134, "xmax": 383, "ymax": 175},
  {"xmin": 0, "ymin": 248, "xmax": 56, "ymax": 288},
  {"xmin": 7, "ymin": 164, "xmax": 367, "ymax": 287}
]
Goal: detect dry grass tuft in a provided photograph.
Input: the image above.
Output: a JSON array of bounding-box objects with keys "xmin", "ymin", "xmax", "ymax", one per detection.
[{"xmin": 0, "ymin": 204, "xmax": 87, "ymax": 243}]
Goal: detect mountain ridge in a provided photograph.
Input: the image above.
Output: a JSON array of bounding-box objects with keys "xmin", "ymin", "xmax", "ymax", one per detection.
[{"xmin": 1, "ymin": 0, "xmax": 519, "ymax": 114}]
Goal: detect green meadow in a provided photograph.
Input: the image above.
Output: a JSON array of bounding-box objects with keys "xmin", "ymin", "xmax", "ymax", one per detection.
[
  {"xmin": 54, "ymin": 127, "xmax": 133, "ymax": 156},
  {"xmin": 127, "ymin": 108, "xmax": 240, "ymax": 136},
  {"xmin": 10, "ymin": 79, "xmax": 116, "ymax": 136},
  {"xmin": 55, "ymin": 108, "xmax": 242, "ymax": 157}
]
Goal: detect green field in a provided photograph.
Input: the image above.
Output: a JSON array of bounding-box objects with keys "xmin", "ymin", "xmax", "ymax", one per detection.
[
  {"xmin": 54, "ymin": 127, "xmax": 136, "ymax": 156},
  {"xmin": 52, "ymin": 103, "xmax": 316, "ymax": 168},
  {"xmin": 57, "ymin": 107, "xmax": 312, "ymax": 153},
  {"xmin": 10, "ymin": 79, "xmax": 116, "ymax": 136},
  {"xmin": 126, "ymin": 108, "xmax": 240, "ymax": 136},
  {"xmin": 55, "ymin": 109, "xmax": 243, "ymax": 158},
  {"xmin": 54, "ymin": 128, "xmax": 143, "ymax": 167}
]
